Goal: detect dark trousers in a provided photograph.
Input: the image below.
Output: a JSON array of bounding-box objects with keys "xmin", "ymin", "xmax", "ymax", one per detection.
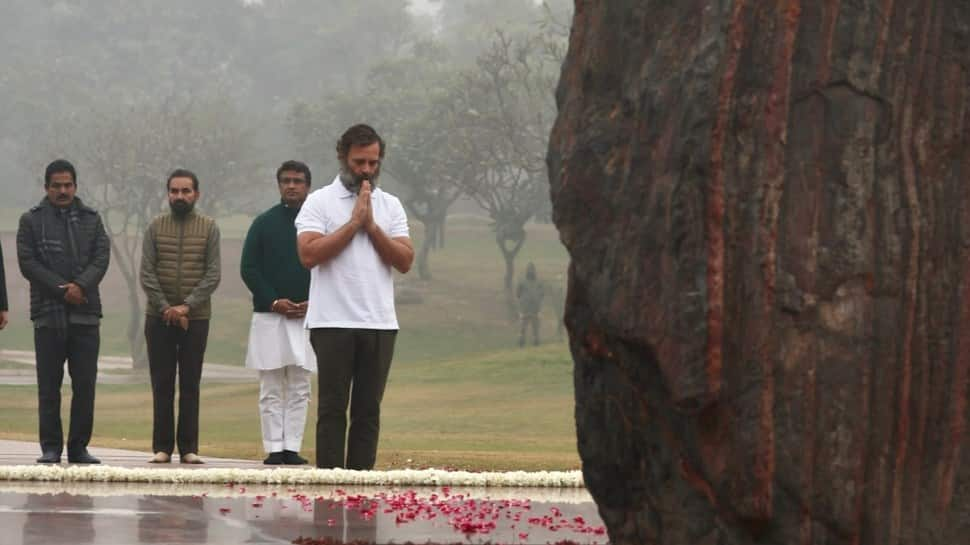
[
  {"xmin": 144, "ymin": 316, "xmax": 209, "ymax": 455},
  {"xmin": 34, "ymin": 325, "xmax": 99, "ymax": 455},
  {"xmin": 519, "ymin": 314, "xmax": 540, "ymax": 346},
  {"xmin": 310, "ymin": 328, "xmax": 396, "ymax": 469}
]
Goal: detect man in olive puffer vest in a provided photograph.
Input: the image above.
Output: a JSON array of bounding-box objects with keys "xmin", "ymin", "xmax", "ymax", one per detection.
[{"xmin": 140, "ymin": 168, "xmax": 221, "ymax": 464}]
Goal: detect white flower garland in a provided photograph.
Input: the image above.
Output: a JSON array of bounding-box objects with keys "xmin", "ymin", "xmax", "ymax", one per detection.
[
  {"xmin": 0, "ymin": 480, "xmax": 595, "ymax": 503},
  {"xmin": 0, "ymin": 465, "xmax": 584, "ymax": 489}
]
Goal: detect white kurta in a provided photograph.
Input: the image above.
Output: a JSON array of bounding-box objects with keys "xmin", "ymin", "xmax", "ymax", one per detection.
[
  {"xmin": 245, "ymin": 312, "xmax": 316, "ymax": 453},
  {"xmin": 244, "ymin": 313, "xmax": 316, "ymax": 372},
  {"xmin": 258, "ymin": 365, "xmax": 312, "ymax": 453}
]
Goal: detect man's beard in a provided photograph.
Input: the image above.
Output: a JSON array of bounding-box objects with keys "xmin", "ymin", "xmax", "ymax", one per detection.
[
  {"xmin": 170, "ymin": 200, "xmax": 194, "ymax": 216},
  {"xmin": 339, "ymin": 163, "xmax": 380, "ymax": 194}
]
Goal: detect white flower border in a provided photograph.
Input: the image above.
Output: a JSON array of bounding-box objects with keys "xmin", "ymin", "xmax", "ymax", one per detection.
[
  {"xmin": 0, "ymin": 465, "xmax": 584, "ymax": 489},
  {"xmin": 0, "ymin": 480, "xmax": 595, "ymax": 503}
]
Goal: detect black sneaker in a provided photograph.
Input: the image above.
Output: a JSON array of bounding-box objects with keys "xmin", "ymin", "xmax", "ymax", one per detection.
[
  {"xmin": 282, "ymin": 450, "xmax": 308, "ymax": 465},
  {"xmin": 263, "ymin": 452, "xmax": 285, "ymax": 465},
  {"xmin": 67, "ymin": 449, "xmax": 101, "ymax": 464},
  {"xmin": 36, "ymin": 451, "xmax": 61, "ymax": 464}
]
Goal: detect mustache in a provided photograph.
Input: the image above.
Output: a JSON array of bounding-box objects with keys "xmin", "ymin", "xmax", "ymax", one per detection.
[{"xmin": 339, "ymin": 169, "xmax": 379, "ymax": 192}]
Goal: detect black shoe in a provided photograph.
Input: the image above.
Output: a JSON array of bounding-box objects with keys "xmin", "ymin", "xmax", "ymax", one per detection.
[
  {"xmin": 282, "ymin": 450, "xmax": 308, "ymax": 465},
  {"xmin": 263, "ymin": 451, "xmax": 285, "ymax": 465},
  {"xmin": 36, "ymin": 451, "xmax": 61, "ymax": 464},
  {"xmin": 67, "ymin": 450, "xmax": 101, "ymax": 464}
]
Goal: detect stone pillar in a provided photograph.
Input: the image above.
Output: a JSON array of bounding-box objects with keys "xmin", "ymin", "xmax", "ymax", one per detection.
[{"xmin": 548, "ymin": 1, "xmax": 970, "ymax": 543}]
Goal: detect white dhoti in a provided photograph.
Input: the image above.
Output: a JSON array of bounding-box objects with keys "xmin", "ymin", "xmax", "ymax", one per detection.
[{"xmin": 245, "ymin": 313, "xmax": 316, "ymax": 453}]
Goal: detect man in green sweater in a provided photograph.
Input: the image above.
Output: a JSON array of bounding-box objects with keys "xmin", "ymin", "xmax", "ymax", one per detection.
[
  {"xmin": 241, "ymin": 161, "xmax": 315, "ymax": 465},
  {"xmin": 140, "ymin": 169, "xmax": 221, "ymax": 464}
]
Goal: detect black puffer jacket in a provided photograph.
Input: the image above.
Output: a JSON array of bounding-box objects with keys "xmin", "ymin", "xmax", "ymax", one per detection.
[{"xmin": 16, "ymin": 197, "xmax": 110, "ymax": 321}]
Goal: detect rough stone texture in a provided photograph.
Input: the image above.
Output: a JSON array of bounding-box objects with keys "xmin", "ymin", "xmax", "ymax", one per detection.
[{"xmin": 547, "ymin": 1, "xmax": 970, "ymax": 544}]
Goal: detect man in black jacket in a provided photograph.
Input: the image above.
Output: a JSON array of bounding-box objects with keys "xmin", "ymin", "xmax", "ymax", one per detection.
[{"xmin": 17, "ymin": 159, "xmax": 110, "ymax": 464}]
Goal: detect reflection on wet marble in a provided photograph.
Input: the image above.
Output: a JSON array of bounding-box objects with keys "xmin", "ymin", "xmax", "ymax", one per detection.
[{"xmin": 0, "ymin": 482, "xmax": 606, "ymax": 545}]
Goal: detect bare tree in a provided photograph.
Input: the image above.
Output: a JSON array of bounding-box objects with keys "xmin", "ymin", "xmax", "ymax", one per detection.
[
  {"xmin": 366, "ymin": 43, "xmax": 470, "ymax": 280},
  {"xmin": 447, "ymin": 31, "xmax": 560, "ymax": 293},
  {"xmin": 27, "ymin": 97, "xmax": 260, "ymax": 366},
  {"xmin": 288, "ymin": 43, "xmax": 470, "ymax": 281}
]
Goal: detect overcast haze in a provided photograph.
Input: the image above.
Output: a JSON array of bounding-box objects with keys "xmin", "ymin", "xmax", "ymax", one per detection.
[{"xmin": 0, "ymin": 0, "xmax": 574, "ymax": 366}]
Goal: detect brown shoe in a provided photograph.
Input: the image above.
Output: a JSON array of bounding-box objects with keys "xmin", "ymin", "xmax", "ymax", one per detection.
[
  {"xmin": 180, "ymin": 453, "xmax": 204, "ymax": 464},
  {"xmin": 149, "ymin": 452, "xmax": 171, "ymax": 464}
]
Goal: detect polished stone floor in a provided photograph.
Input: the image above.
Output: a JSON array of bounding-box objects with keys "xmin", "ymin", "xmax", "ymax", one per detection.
[
  {"xmin": 0, "ymin": 439, "xmax": 265, "ymax": 469},
  {"xmin": 0, "ymin": 482, "xmax": 605, "ymax": 545},
  {"xmin": 0, "ymin": 439, "xmax": 605, "ymax": 544}
]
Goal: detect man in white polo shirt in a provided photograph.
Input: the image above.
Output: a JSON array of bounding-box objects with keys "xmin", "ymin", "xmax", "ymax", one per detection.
[{"xmin": 295, "ymin": 124, "xmax": 414, "ymax": 469}]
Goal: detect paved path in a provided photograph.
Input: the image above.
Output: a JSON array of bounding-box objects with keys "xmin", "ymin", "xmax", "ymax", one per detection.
[
  {"xmin": 0, "ymin": 439, "xmax": 265, "ymax": 469},
  {"xmin": 0, "ymin": 484, "xmax": 604, "ymax": 545},
  {"xmin": 0, "ymin": 349, "xmax": 256, "ymax": 385}
]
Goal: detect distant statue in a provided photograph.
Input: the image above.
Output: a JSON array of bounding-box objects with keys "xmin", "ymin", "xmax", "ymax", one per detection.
[{"xmin": 516, "ymin": 262, "xmax": 544, "ymax": 347}]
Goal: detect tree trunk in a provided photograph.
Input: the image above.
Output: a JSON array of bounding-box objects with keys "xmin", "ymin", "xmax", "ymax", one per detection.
[
  {"xmin": 498, "ymin": 232, "xmax": 525, "ymax": 292},
  {"xmin": 126, "ymin": 290, "xmax": 147, "ymax": 369},
  {"xmin": 435, "ymin": 216, "xmax": 446, "ymax": 250},
  {"xmin": 108, "ymin": 234, "xmax": 148, "ymax": 368},
  {"xmin": 548, "ymin": 2, "xmax": 970, "ymax": 544},
  {"xmin": 498, "ymin": 231, "xmax": 525, "ymax": 322},
  {"xmin": 404, "ymin": 193, "xmax": 456, "ymax": 281},
  {"xmin": 502, "ymin": 249, "xmax": 515, "ymax": 294},
  {"xmin": 417, "ymin": 219, "xmax": 436, "ymax": 281}
]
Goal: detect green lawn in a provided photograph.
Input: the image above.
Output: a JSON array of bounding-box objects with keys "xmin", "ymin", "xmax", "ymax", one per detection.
[
  {"xmin": 0, "ymin": 344, "xmax": 579, "ymax": 471},
  {"xmin": 1, "ymin": 215, "xmax": 568, "ymax": 366}
]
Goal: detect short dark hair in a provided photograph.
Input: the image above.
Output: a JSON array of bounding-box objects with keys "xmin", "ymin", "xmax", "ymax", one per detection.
[
  {"xmin": 44, "ymin": 159, "xmax": 77, "ymax": 187},
  {"xmin": 276, "ymin": 160, "xmax": 311, "ymax": 186},
  {"xmin": 166, "ymin": 168, "xmax": 199, "ymax": 191},
  {"xmin": 336, "ymin": 124, "xmax": 385, "ymax": 160}
]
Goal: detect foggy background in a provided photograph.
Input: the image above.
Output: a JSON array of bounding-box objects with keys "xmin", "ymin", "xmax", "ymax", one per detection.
[{"xmin": 0, "ymin": 0, "xmax": 574, "ymax": 367}]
